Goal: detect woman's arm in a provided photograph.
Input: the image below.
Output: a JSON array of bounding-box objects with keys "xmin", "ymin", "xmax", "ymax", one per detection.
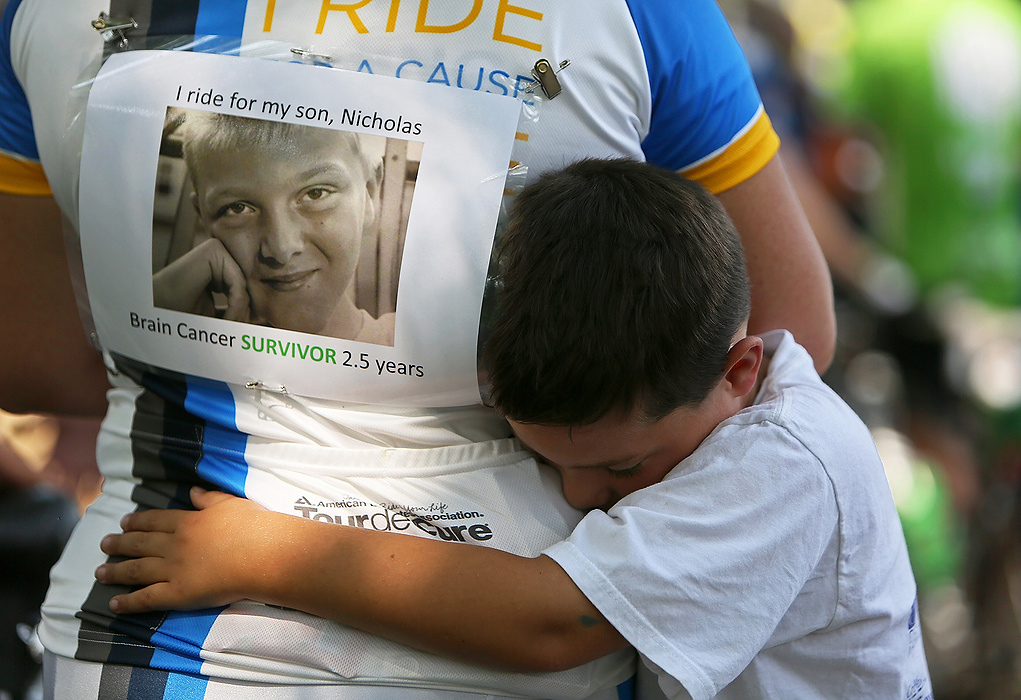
[
  {"xmin": 716, "ymin": 153, "xmax": 836, "ymax": 374},
  {"xmin": 0, "ymin": 192, "xmax": 109, "ymax": 416}
]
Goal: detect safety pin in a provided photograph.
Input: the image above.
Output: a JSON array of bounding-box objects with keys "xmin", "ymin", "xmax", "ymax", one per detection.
[
  {"xmin": 290, "ymin": 47, "xmax": 333, "ymax": 64},
  {"xmin": 523, "ymin": 58, "xmax": 571, "ymax": 99},
  {"xmin": 91, "ymin": 12, "xmax": 137, "ymax": 49},
  {"xmin": 245, "ymin": 380, "xmax": 288, "ymax": 394}
]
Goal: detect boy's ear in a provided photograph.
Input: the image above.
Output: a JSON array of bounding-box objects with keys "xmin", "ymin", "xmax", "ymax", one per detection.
[
  {"xmin": 722, "ymin": 335, "xmax": 763, "ymax": 398},
  {"xmin": 362, "ymin": 160, "xmax": 384, "ymax": 228},
  {"xmin": 189, "ymin": 190, "xmax": 209, "ymax": 239}
]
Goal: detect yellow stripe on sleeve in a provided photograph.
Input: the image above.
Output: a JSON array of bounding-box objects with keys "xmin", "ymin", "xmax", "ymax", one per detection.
[
  {"xmin": 0, "ymin": 152, "xmax": 52, "ymax": 196},
  {"xmin": 680, "ymin": 110, "xmax": 780, "ymax": 194}
]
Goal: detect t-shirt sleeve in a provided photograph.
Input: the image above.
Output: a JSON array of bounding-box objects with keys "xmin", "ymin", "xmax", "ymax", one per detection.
[
  {"xmin": 543, "ymin": 422, "xmax": 838, "ymax": 700},
  {"xmin": 0, "ymin": 0, "xmax": 50, "ymax": 196},
  {"xmin": 626, "ymin": 0, "xmax": 780, "ymax": 193}
]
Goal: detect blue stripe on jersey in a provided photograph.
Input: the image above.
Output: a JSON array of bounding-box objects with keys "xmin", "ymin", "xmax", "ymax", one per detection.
[
  {"xmin": 0, "ymin": 0, "xmax": 38, "ymax": 160},
  {"xmin": 164, "ymin": 670, "xmax": 210, "ymax": 698},
  {"xmin": 150, "ymin": 607, "xmax": 224, "ymax": 674},
  {"xmin": 625, "ymin": 0, "xmax": 764, "ymax": 171},
  {"xmin": 195, "ymin": 0, "xmax": 248, "ymax": 38},
  {"xmin": 617, "ymin": 676, "xmax": 635, "ymax": 699},
  {"xmin": 196, "ymin": 422, "xmax": 249, "ymax": 495},
  {"xmin": 184, "ymin": 377, "xmax": 249, "ymax": 496}
]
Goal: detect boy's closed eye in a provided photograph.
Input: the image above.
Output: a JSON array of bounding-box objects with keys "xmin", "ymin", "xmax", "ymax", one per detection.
[
  {"xmin": 530, "ymin": 449, "xmax": 645, "ymax": 484},
  {"xmin": 607, "ymin": 462, "xmax": 643, "ymax": 479}
]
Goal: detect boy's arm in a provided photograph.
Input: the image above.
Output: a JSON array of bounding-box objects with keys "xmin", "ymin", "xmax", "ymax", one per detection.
[{"xmin": 96, "ymin": 488, "xmax": 629, "ymax": 672}]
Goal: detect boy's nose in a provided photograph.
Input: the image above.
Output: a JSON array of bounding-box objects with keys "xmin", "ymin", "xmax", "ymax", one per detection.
[
  {"xmin": 558, "ymin": 470, "xmax": 614, "ymax": 511},
  {"xmin": 259, "ymin": 207, "xmax": 304, "ymax": 265}
]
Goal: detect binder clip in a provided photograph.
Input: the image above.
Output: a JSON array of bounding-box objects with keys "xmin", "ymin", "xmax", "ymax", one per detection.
[
  {"xmin": 91, "ymin": 12, "xmax": 137, "ymax": 49},
  {"xmin": 525, "ymin": 58, "xmax": 570, "ymax": 99}
]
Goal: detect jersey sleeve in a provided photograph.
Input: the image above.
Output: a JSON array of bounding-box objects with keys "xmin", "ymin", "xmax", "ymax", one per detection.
[
  {"xmin": 627, "ymin": 0, "xmax": 779, "ymax": 193},
  {"xmin": 0, "ymin": 0, "xmax": 49, "ymax": 195},
  {"xmin": 542, "ymin": 423, "xmax": 838, "ymax": 699}
]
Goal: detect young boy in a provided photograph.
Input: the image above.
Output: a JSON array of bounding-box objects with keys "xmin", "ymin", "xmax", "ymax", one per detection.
[
  {"xmin": 152, "ymin": 110, "xmax": 394, "ymax": 344},
  {"xmin": 99, "ymin": 159, "xmax": 931, "ymax": 699}
]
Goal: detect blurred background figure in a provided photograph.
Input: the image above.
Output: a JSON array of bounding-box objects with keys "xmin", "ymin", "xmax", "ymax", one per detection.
[
  {"xmin": 831, "ymin": 1, "xmax": 1021, "ymax": 696},
  {"xmin": 0, "ymin": 412, "xmax": 100, "ymax": 700},
  {"xmin": 724, "ymin": 0, "xmax": 1021, "ymax": 696},
  {"xmin": 837, "ymin": 0, "xmax": 1021, "ymax": 308}
]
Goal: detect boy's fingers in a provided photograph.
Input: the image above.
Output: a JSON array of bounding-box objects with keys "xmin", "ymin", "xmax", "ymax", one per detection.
[
  {"xmin": 218, "ymin": 258, "xmax": 250, "ymax": 322},
  {"xmin": 96, "ymin": 555, "xmax": 167, "ymax": 588},
  {"xmin": 101, "ymin": 530, "xmax": 171, "ymax": 559},
  {"xmin": 190, "ymin": 486, "xmax": 233, "ymax": 510},
  {"xmin": 120, "ymin": 508, "xmax": 184, "ymax": 533},
  {"xmin": 109, "ymin": 583, "xmax": 178, "ymax": 614},
  {"xmin": 221, "ymin": 287, "xmax": 250, "ymax": 322}
]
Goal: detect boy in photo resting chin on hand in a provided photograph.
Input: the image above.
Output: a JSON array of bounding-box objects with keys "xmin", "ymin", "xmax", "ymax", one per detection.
[{"xmin": 97, "ymin": 158, "xmax": 932, "ymax": 700}]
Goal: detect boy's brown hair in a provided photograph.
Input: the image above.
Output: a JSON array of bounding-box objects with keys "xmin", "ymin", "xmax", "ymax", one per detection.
[{"xmin": 483, "ymin": 158, "xmax": 750, "ymax": 425}]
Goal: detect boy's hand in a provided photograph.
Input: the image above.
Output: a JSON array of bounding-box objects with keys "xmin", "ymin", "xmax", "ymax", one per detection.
[
  {"xmin": 96, "ymin": 487, "xmax": 272, "ymax": 613},
  {"xmin": 152, "ymin": 238, "xmax": 250, "ymax": 322}
]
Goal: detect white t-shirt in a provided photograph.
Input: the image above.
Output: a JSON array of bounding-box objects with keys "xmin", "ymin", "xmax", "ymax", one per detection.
[{"xmin": 545, "ymin": 331, "xmax": 933, "ymax": 700}]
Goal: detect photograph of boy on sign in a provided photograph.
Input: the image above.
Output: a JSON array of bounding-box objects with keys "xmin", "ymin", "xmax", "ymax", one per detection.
[{"xmin": 152, "ymin": 108, "xmax": 417, "ymax": 347}]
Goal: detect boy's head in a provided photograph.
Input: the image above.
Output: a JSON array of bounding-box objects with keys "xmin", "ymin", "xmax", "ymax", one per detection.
[
  {"xmin": 181, "ymin": 111, "xmax": 380, "ymax": 334},
  {"xmin": 483, "ymin": 158, "xmax": 763, "ymax": 509}
]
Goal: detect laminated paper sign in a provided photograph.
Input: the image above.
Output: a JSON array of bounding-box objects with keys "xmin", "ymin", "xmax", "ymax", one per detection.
[{"xmin": 79, "ymin": 50, "xmax": 521, "ymax": 406}]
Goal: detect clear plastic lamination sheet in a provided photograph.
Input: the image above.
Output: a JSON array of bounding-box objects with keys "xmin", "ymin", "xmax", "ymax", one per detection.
[{"xmin": 77, "ymin": 49, "xmax": 525, "ymax": 406}]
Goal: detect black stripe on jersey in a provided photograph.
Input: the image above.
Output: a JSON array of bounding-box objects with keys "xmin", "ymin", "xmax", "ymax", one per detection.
[
  {"xmin": 109, "ymin": 0, "xmax": 201, "ymax": 39},
  {"xmin": 75, "ymin": 355, "xmax": 212, "ymax": 671},
  {"xmin": 131, "ymin": 368, "xmax": 218, "ymax": 508},
  {"xmin": 96, "ymin": 662, "xmax": 172, "ymax": 700},
  {"xmin": 149, "ymin": 0, "xmax": 201, "ymax": 37},
  {"xmin": 125, "ymin": 665, "xmax": 171, "ymax": 699},
  {"xmin": 97, "ymin": 661, "xmax": 132, "ymax": 699}
]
